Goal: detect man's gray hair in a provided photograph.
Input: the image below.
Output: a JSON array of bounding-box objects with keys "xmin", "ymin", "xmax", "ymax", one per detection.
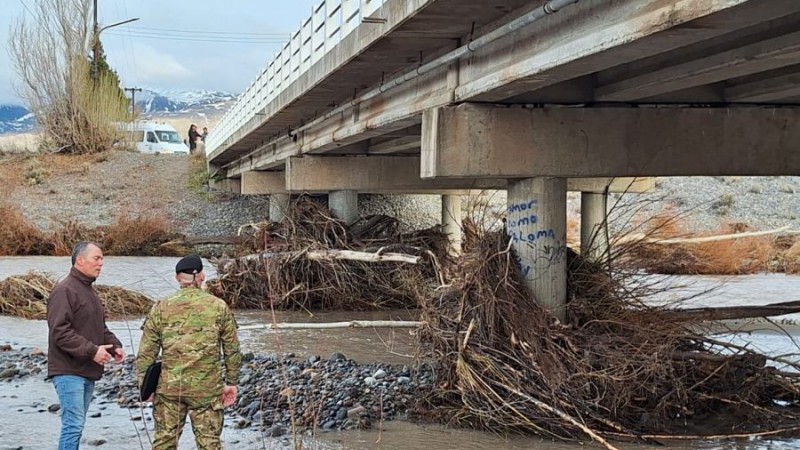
[{"xmin": 71, "ymin": 241, "xmax": 99, "ymax": 266}]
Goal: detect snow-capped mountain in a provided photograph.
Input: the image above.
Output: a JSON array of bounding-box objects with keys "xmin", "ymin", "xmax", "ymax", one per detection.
[
  {"xmin": 0, "ymin": 89, "xmax": 237, "ymax": 134},
  {"xmin": 0, "ymin": 105, "xmax": 36, "ymax": 134},
  {"xmin": 134, "ymin": 88, "xmax": 236, "ymax": 116}
]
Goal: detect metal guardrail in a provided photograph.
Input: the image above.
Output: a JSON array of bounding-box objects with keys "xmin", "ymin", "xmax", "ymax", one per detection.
[{"xmin": 205, "ymin": 0, "xmax": 386, "ymax": 157}]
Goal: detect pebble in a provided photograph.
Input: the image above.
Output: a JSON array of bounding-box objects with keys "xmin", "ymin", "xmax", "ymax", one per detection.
[{"xmin": 0, "ymin": 348, "xmax": 432, "ymax": 435}]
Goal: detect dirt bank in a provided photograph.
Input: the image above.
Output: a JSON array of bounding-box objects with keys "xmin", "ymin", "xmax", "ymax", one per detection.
[{"xmin": 0, "ymin": 150, "xmax": 270, "ymax": 237}]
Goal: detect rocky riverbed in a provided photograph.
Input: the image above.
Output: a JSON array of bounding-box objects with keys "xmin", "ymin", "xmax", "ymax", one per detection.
[{"xmin": 0, "ymin": 345, "xmax": 433, "ymax": 437}]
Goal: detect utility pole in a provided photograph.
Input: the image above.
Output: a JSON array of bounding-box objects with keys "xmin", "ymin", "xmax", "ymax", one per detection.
[
  {"xmin": 91, "ymin": 0, "xmax": 139, "ymax": 81},
  {"xmin": 124, "ymin": 87, "xmax": 142, "ymax": 118},
  {"xmin": 92, "ymin": 0, "xmax": 99, "ymax": 81}
]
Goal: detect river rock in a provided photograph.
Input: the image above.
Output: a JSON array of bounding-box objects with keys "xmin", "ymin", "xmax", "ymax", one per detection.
[
  {"xmin": 265, "ymin": 425, "xmax": 287, "ymax": 437},
  {"xmin": 347, "ymin": 405, "xmax": 366, "ymax": 418}
]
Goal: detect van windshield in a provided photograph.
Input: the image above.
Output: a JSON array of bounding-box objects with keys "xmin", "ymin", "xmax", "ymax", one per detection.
[{"xmin": 157, "ymin": 131, "xmax": 182, "ymax": 144}]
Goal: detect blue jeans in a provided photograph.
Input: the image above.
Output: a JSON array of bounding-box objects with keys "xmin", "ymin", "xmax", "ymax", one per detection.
[{"xmin": 53, "ymin": 375, "xmax": 95, "ymax": 450}]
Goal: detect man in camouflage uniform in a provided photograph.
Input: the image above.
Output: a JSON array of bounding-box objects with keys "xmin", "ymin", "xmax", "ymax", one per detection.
[{"xmin": 136, "ymin": 254, "xmax": 241, "ymax": 450}]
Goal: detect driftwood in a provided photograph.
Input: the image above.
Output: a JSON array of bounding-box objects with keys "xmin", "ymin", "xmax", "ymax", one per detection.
[
  {"xmin": 617, "ymin": 226, "xmax": 797, "ymax": 246},
  {"xmin": 238, "ymin": 320, "xmax": 424, "ymax": 331},
  {"xmin": 661, "ymin": 299, "xmax": 800, "ymax": 323},
  {"xmin": 217, "ymin": 249, "xmax": 421, "ymax": 273},
  {"xmin": 160, "ymin": 235, "xmax": 240, "ymax": 247}
]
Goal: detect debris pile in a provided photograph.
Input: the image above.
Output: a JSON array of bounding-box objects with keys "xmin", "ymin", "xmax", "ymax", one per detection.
[
  {"xmin": 0, "ymin": 273, "xmax": 153, "ymax": 320},
  {"xmin": 209, "ymin": 197, "xmax": 447, "ymax": 310},
  {"xmin": 418, "ymin": 228, "xmax": 800, "ymax": 448}
]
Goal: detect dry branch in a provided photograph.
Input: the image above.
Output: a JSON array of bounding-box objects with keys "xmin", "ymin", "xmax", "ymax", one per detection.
[
  {"xmin": 662, "ymin": 300, "xmax": 800, "ymax": 323},
  {"xmin": 617, "ymin": 226, "xmax": 794, "ymax": 245},
  {"xmin": 238, "ymin": 320, "xmax": 423, "ymax": 331},
  {"xmin": 219, "ymin": 249, "xmax": 420, "ymax": 271}
]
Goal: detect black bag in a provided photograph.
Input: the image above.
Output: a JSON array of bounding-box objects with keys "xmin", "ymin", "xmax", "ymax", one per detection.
[{"xmin": 140, "ymin": 361, "xmax": 162, "ymax": 401}]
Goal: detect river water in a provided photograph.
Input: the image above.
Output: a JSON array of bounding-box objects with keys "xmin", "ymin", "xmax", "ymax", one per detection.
[{"xmin": 2, "ymin": 256, "xmax": 800, "ymax": 449}]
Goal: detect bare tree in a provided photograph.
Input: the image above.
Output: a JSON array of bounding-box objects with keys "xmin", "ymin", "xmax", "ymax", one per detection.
[{"xmin": 9, "ymin": 0, "xmax": 128, "ymax": 154}]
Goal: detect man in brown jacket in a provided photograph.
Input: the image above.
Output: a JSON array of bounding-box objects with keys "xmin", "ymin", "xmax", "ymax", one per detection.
[{"xmin": 47, "ymin": 241, "xmax": 125, "ymax": 450}]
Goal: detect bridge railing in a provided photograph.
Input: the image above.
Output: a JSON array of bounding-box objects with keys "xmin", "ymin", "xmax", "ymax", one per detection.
[{"xmin": 206, "ymin": 0, "xmax": 386, "ymax": 158}]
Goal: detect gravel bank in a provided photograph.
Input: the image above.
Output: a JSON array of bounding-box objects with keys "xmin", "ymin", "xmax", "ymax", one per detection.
[{"xmin": 1, "ymin": 346, "xmax": 432, "ymax": 435}]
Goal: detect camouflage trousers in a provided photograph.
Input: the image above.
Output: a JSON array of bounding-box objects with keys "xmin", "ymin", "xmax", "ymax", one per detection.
[{"xmin": 153, "ymin": 394, "xmax": 223, "ymax": 450}]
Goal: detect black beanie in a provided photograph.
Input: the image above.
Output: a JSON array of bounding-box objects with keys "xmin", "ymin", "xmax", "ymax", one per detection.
[{"xmin": 175, "ymin": 254, "xmax": 203, "ymax": 274}]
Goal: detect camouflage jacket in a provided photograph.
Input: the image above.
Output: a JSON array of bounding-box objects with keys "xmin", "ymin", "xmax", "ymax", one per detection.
[{"xmin": 136, "ymin": 288, "xmax": 241, "ymax": 398}]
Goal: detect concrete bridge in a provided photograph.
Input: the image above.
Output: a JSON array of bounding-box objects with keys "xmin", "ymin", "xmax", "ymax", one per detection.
[{"xmin": 205, "ymin": 0, "xmax": 800, "ymax": 320}]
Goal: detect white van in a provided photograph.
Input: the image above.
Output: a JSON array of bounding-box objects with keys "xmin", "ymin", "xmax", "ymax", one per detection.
[{"xmin": 117, "ymin": 121, "xmax": 190, "ymax": 154}]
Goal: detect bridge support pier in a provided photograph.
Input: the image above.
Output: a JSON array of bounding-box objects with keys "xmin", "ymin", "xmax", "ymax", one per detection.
[
  {"xmin": 441, "ymin": 194, "xmax": 462, "ymax": 257},
  {"xmin": 329, "ymin": 190, "xmax": 359, "ymax": 224},
  {"xmin": 580, "ymin": 192, "xmax": 609, "ymax": 263},
  {"xmin": 507, "ymin": 177, "xmax": 567, "ymax": 322},
  {"xmin": 269, "ymin": 194, "xmax": 290, "ymax": 223}
]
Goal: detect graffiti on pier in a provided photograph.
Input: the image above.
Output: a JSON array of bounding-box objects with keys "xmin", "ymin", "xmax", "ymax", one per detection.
[{"xmin": 506, "ymin": 197, "xmax": 566, "ymax": 280}]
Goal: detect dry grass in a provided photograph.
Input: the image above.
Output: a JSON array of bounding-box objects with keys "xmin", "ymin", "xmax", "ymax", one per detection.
[
  {"xmin": 100, "ymin": 214, "xmax": 184, "ymax": 256},
  {"xmin": 0, "ymin": 272, "xmax": 153, "ymax": 320},
  {"xmin": 0, "ymin": 202, "xmax": 51, "ymax": 255},
  {"xmin": 0, "ymin": 202, "xmax": 186, "ymax": 257},
  {"xmin": 779, "ymin": 239, "xmax": 800, "ymax": 275},
  {"xmin": 620, "ymin": 215, "xmax": 782, "ymax": 275}
]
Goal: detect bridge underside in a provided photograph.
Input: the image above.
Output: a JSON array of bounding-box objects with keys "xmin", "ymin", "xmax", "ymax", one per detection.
[
  {"xmin": 209, "ymin": 0, "xmax": 800, "ymax": 319},
  {"xmin": 212, "ymin": 0, "xmax": 800, "ymax": 192}
]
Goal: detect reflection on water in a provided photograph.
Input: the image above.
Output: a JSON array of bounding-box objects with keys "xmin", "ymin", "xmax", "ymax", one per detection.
[{"xmin": 2, "ymin": 256, "xmax": 800, "ymax": 449}]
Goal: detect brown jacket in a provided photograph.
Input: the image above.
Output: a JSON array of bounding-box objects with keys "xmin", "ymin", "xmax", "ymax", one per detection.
[{"xmin": 47, "ymin": 267, "xmax": 122, "ymax": 380}]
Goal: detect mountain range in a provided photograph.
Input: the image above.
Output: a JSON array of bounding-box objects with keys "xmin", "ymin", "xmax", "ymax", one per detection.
[{"xmin": 0, "ymin": 89, "xmax": 237, "ymax": 135}]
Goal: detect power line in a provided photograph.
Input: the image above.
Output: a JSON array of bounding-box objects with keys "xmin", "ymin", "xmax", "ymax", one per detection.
[
  {"xmin": 110, "ymin": 29, "xmax": 288, "ymax": 41},
  {"xmin": 124, "ymin": 26, "xmax": 290, "ymax": 37},
  {"xmin": 106, "ymin": 31, "xmax": 289, "ymax": 44}
]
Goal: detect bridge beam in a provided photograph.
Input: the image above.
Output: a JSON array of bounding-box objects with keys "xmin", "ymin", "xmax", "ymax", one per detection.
[
  {"xmin": 282, "ymin": 155, "xmax": 654, "ymax": 194},
  {"xmin": 596, "ymin": 30, "xmax": 800, "ymax": 102},
  {"xmin": 286, "ymin": 156, "xmax": 501, "ymax": 194},
  {"xmin": 242, "ymin": 171, "xmax": 286, "ymax": 195},
  {"xmin": 422, "ymin": 104, "xmax": 800, "ymax": 178}
]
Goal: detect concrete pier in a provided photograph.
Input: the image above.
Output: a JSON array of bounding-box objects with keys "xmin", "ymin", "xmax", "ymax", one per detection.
[
  {"xmin": 580, "ymin": 192, "xmax": 609, "ymax": 263},
  {"xmin": 329, "ymin": 190, "xmax": 359, "ymax": 224},
  {"xmin": 269, "ymin": 194, "xmax": 290, "ymax": 223},
  {"xmin": 441, "ymin": 194, "xmax": 462, "ymax": 256},
  {"xmin": 507, "ymin": 178, "xmax": 567, "ymax": 322}
]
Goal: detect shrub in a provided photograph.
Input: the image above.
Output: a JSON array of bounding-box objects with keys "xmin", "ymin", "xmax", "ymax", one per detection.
[{"xmin": 23, "ymin": 158, "xmax": 48, "ymax": 185}]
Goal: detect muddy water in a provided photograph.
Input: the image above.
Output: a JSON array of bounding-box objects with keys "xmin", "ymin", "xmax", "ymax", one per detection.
[{"xmin": 2, "ymin": 256, "xmax": 800, "ymax": 449}]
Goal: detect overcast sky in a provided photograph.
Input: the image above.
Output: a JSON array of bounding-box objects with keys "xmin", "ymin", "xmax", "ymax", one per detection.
[{"xmin": 0, "ymin": 0, "xmax": 318, "ymax": 104}]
